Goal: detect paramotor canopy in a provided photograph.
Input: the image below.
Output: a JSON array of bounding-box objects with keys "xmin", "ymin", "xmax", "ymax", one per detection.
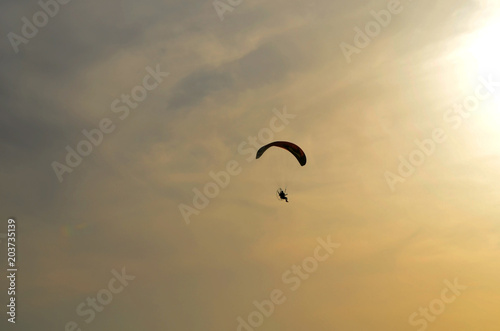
[{"xmin": 255, "ymin": 141, "xmax": 306, "ymax": 166}]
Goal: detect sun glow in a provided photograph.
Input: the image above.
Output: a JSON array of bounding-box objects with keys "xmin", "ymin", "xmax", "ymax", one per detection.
[
  {"xmin": 468, "ymin": 20, "xmax": 500, "ymax": 74},
  {"xmin": 462, "ymin": 17, "xmax": 500, "ymax": 156}
]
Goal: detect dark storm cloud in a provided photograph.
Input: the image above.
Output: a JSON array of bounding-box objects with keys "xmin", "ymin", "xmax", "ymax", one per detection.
[
  {"xmin": 0, "ymin": 0, "xmax": 178, "ymax": 217},
  {"xmin": 0, "ymin": 0, "xmax": 208, "ymax": 79},
  {"xmin": 0, "ymin": 0, "xmax": 203, "ymax": 161},
  {"xmin": 0, "ymin": 109, "xmax": 63, "ymax": 157},
  {"xmin": 0, "ymin": 66, "xmax": 80, "ymax": 164},
  {"xmin": 2, "ymin": 2, "xmax": 144, "ymax": 78}
]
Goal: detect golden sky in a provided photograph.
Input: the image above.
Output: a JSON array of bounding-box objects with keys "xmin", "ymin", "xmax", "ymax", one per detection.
[{"xmin": 1, "ymin": 0, "xmax": 500, "ymax": 330}]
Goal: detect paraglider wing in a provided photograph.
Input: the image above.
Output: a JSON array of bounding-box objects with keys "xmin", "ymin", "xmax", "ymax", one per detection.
[{"xmin": 256, "ymin": 141, "xmax": 306, "ymax": 166}]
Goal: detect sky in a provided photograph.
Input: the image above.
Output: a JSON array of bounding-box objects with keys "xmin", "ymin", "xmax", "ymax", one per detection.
[{"xmin": 1, "ymin": 0, "xmax": 500, "ymax": 330}]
